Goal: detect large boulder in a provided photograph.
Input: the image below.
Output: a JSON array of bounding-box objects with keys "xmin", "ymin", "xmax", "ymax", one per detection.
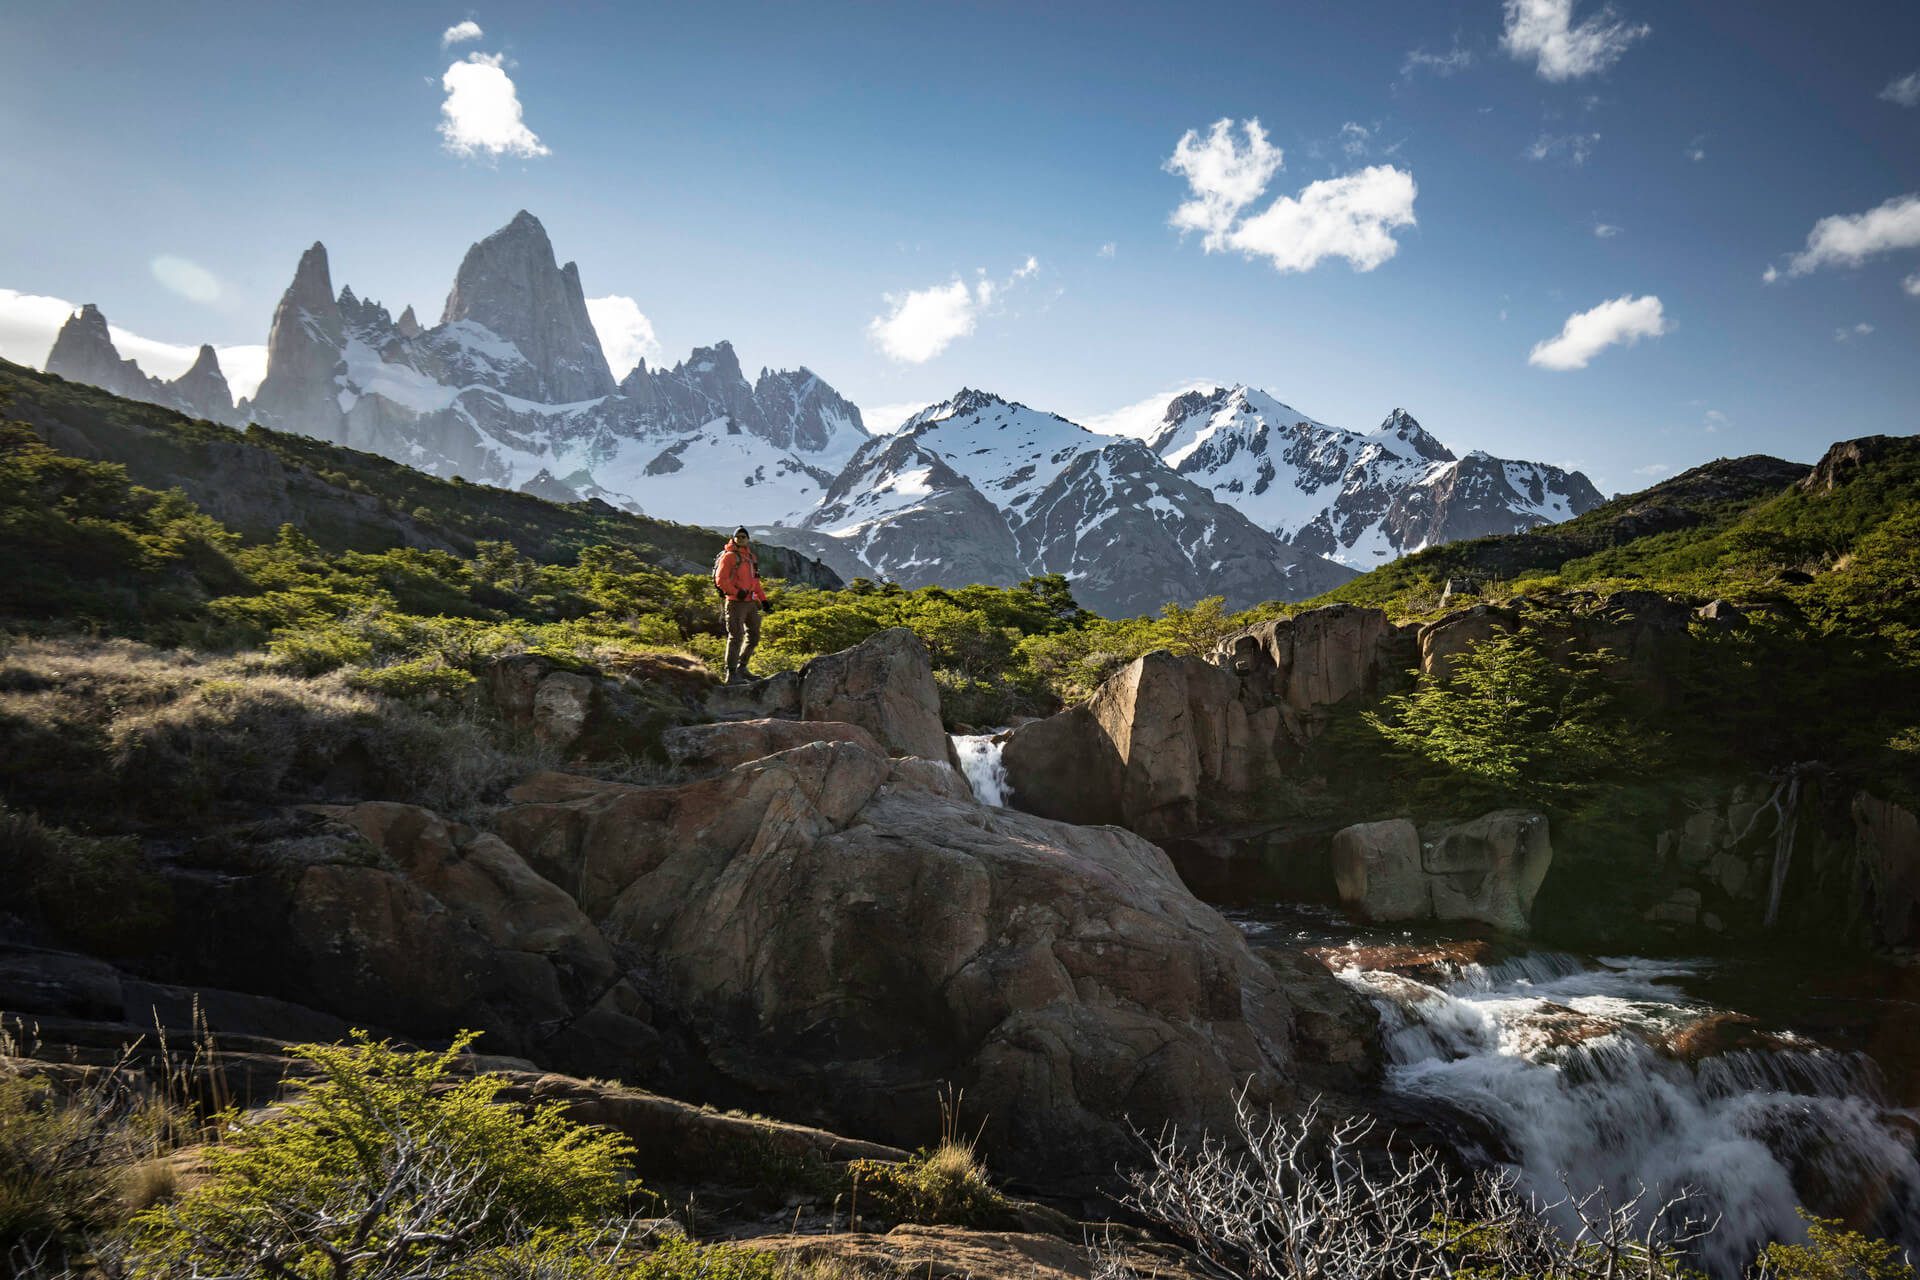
[
  {"xmin": 1003, "ymin": 651, "xmax": 1281, "ymax": 840},
  {"xmin": 490, "ymin": 738, "xmax": 1369, "ymax": 1182},
  {"xmin": 663, "ymin": 717, "xmax": 881, "ymax": 773},
  {"xmin": 799, "ymin": 628, "xmax": 956, "ymax": 766},
  {"xmin": 1332, "ymin": 810, "xmax": 1552, "ymax": 933}
]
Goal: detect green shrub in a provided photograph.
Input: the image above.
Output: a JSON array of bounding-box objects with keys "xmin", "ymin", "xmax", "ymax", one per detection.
[
  {"xmin": 0, "ymin": 805, "xmax": 169, "ymax": 956},
  {"xmin": 846, "ymin": 1142, "xmax": 1006, "ymax": 1227},
  {"xmin": 346, "ymin": 658, "xmax": 478, "ymax": 701},
  {"xmin": 130, "ymin": 1032, "xmax": 634, "ymax": 1279},
  {"xmin": 1762, "ymin": 1211, "xmax": 1916, "ymax": 1280}
]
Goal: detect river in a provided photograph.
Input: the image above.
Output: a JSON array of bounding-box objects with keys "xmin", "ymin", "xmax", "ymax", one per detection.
[{"xmin": 950, "ymin": 732, "xmax": 1920, "ymax": 1272}]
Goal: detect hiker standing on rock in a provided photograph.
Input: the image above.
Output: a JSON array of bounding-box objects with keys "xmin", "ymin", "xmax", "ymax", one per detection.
[{"xmin": 714, "ymin": 527, "xmax": 768, "ymax": 684}]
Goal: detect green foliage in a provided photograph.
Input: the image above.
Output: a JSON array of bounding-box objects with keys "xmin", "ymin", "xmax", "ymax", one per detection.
[
  {"xmin": 1364, "ymin": 629, "xmax": 1658, "ymax": 810},
  {"xmin": 345, "ymin": 658, "xmax": 478, "ymax": 701},
  {"xmin": 0, "ymin": 803, "xmax": 170, "ymax": 956},
  {"xmin": 1762, "ymin": 1212, "xmax": 1917, "ymax": 1280},
  {"xmin": 130, "ymin": 1031, "xmax": 633, "ymax": 1279},
  {"xmin": 846, "ymin": 1142, "xmax": 1008, "ymax": 1228}
]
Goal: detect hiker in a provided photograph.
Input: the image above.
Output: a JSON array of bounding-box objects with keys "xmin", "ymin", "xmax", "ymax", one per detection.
[{"xmin": 713, "ymin": 526, "xmax": 768, "ymax": 684}]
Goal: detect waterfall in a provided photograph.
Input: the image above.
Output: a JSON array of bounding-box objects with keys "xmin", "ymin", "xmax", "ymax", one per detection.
[
  {"xmin": 1762, "ymin": 770, "xmax": 1805, "ymax": 929},
  {"xmin": 951, "ymin": 732, "xmax": 1012, "ymax": 807},
  {"xmin": 1331, "ymin": 949, "xmax": 1920, "ymax": 1276}
]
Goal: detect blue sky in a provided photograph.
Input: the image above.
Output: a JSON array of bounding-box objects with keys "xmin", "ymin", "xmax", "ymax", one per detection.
[{"xmin": 2, "ymin": 0, "xmax": 1916, "ymax": 492}]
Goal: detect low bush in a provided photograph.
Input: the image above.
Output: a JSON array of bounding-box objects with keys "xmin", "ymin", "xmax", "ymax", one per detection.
[
  {"xmin": 846, "ymin": 1141, "xmax": 1005, "ymax": 1228},
  {"xmin": 130, "ymin": 1031, "xmax": 635, "ymax": 1279}
]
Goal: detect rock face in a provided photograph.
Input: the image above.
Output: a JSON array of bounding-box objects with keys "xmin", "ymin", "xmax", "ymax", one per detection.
[
  {"xmin": 1003, "ymin": 650, "xmax": 1279, "ymax": 840},
  {"xmin": 799, "ymin": 628, "xmax": 962, "ymax": 770},
  {"xmin": 1005, "ymin": 605, "xmax": 1413, "ymax": 841},
  {"xmin": 45, "ymin": 305, "xmax": 238, "ymax": 425},
  {"xmin": 1333, "ymin": 811, "xmax": 1552, "ymax": 933},
  {"xmin": 439, "ymin": 210, "xmax": 616, "ymax": 404},
  {"xmin": 235, "ymin": 214, "xmax": 870, "ymax": 524},
  {"xmin": 1853, "ymin": 793, "xmax": 1920, "ymax": 949},
  {"xmin": 489, "ymin": 737, "xmax": 1364, "ymax": 1179}
]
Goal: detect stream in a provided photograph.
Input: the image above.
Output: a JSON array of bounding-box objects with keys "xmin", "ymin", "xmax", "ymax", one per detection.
[
  {"xmin": 1231, "ymin": 903, "xmax": 1920, "ymax": 1274},
  {"xmin": 949, "ymin": 733, "xmax": 1920, "ymax": 1272}
]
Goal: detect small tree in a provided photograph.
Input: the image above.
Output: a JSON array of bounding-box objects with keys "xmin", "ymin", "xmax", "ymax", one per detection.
[
  {"xmin": 1363, "ymin": 628, "xmax": 1655, "ymax": 809},
  {"xmin": 131, "ymin": 1032, "xmax": 633, "ymax": 1279}
]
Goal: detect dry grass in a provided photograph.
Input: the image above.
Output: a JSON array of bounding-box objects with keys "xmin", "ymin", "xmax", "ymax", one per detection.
[{"xmin": 0, "ymin": 636, "xmax": 555, "ymax": 828}]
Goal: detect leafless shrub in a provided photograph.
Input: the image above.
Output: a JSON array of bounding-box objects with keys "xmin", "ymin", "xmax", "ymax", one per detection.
[{"xmin": 1098, "ymin": 1091, "xmax": 1714, "ymax": 1280}]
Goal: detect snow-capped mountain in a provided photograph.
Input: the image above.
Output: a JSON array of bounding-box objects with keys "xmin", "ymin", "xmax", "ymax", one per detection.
[
  {"xmin": 242, "ymin": 211, "xmax": 867, "ymax": 522},
  {"xmin": 775, "ymin": 389, "xmax": 1356, "ymax": 616},
  {"xmin": 36, "ymin": 211, "xmax": 1601, "ymax": 616},
  {"xmin": 1141, "ymin": 386, "xmax": 1603, "ymax": 566}
]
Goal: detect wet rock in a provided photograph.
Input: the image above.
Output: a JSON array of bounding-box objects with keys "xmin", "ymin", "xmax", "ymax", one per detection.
[
  {"xmin": 1332, "ymin": 811, "xmax": 1552, "ymax": 933},
  {"xmin": 1645, "ymin": 887, "xmax": 1703, "ymax": 927},
  {"xmin": 1853, "ymin": 792, "xmax": 1920, "ymax": 949}
]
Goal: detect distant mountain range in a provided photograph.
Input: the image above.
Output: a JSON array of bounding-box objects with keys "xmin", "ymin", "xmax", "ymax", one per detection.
[{"xmin": 39, "ymin": 210, "xmax": 1603, "ymax": 616}]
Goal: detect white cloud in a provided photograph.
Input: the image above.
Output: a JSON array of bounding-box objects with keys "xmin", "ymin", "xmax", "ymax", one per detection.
[
  {"xmin": 867, "ymin": 257, "xmax": 1038, "ymax": 364},
  {"xmin": 1905, "ymin": 272, "xmax": 1920, "ymax": 297},
  {"xmin": 0, "ymin": 287, "xmax": 268, "ymax": 399},
  {"xmin": 1593, "ymin": 221, "xmax": 1622, "ymax": 238},
  {"xmin": 1634, "ymin": 463, "xmax": 1669, "ymax": 476},
  {"xmin": 1339, "ymin": 121, "xmax": 1371, "ymax": 158},
  {"xmin": 150, "ymin": 255, "xmax": 222, "ymax": 304},
  {"xmin": 1402, "ymin": 42, "xmax": 1475, "ymax": 78},
  {"xmin": 1776, "ymin": 193, "xmax": 1920, "ymax": 278},
  {"xmin": 1881, "ymin": 70, "xmax": 1920, "ymax": 108},
  {"xmin": 584, "ymin": 294, "xmax": 661, "ymax": 379},
  {"xmin": 1078, "ymin": 381, "xmax": 1219, "ymax": 440},
  {"xmin": 1526, "ymin": 131, "xmax": 1600, "ymax": 164},
  {"xmin": 1704, "ymin": 408, "xmax": 1727, "ymax": 433},
  {"xmin": 1684, "ymin": 134, "xmax": 1707, "ymax": 162},
  {"xmin": 1097, "ymin": 242, "xmax": 1116, "ymax": 259},
  {"xmin": 1165, "ymin": 119, "xmax": 1417, "ymax": 274},
  {"xmin": 856, "ymin": 401, "xmax": 933, "ymax": 435},
  {"xmin": 441, "ymin": 19, "xmax": 483, "ymax": 46},
  {"xmin": 1834, "ymin": 322, "xmax": 1875, "ymax": 342},
  {"xmin": 439, "ymin": 51, "xmax": 548, "ymax": 159},
  {"xmin": 1226, "ymin": 166, "xmax": 1418, "ymax": 272},
  {"xmin": 1528, "ymin": 293, "xmax": 1669, "ymax": 370},
  {"xmin": 1165, "ymin": 118, "xmax": 1285, "ymax": 249},
  {"xmin": 1502, "ymin": 0, "xmax": 1650, "ymax": 81}
]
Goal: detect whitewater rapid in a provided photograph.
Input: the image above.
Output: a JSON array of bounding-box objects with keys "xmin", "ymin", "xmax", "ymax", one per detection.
[
  {"xmin": 951, "ymin": 732, "xmax": 1012, "ymax": 807},
  {"xmin": 1324, "ymin": 945, "xmax": 1920, "ymax": 1274}
]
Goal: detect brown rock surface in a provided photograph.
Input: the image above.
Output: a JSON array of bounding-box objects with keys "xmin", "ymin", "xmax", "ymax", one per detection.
[
  {"xmin": 489, "ymin": 737, "xmax": 1358, "ymax": 1181},
  {"xmin": 799, "ymin": 627, "xmax": 957, "ymax": 766},
  {"xmin": 663, "ymin": 717, "xmax": 882, "ymax": 773}
]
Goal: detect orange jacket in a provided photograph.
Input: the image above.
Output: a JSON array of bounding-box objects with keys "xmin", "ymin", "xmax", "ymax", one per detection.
[{"xmin": 714, "ymin": 540, "xmax": 766, "ymax": 602}]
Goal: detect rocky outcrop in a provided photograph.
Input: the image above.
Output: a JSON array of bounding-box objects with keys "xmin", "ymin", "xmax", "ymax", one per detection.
[
  {"xmin": 1005, "ymin": 605, "xmax": 1410, "ymax": 843},
  {"xmin": 663, "ymin": 718, "xmax": 880, "ymax": 773},
  {"xmin": 477, "ymin": 652, "xmax": 713, "ymax": 760},
  {"xmin": 799, "ymin": 628, "xmax": 959, "ymax": 769},
  {"xmin": 249, "ymin": 242, "xmax": 345, "ymax": 435},
  {"xmin": 44, "ymin": 306, "xmax": 238, "ymax": 426},
  {"xmin": 438, "ymin": 210, "xmax": 616, "ymax": 403},
  {"xmin": 490, "ymin": 737, "xmax": 1369, "ymax": 1180},
  {"xmin": 1003, "ymin": 651, "xmax": 1278, "ymax": 840},
  {"xmin": 1333, "ymin": 811, "xmax": 1552, "ymax": 933}
]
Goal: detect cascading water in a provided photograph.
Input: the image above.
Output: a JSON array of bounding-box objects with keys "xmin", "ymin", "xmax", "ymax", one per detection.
[
  {"xmin": 951, "ymin": 732, "xmax": 1012, "ymax": 806},
  {"xmin": 1324, "ymin": 946, "xmax": 1920, "ymax": 1275}
]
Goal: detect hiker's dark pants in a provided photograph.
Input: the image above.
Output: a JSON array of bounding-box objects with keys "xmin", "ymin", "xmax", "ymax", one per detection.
[{"xmin": 724, "ymin": 597, "xmax": 761, "ymax": 676}]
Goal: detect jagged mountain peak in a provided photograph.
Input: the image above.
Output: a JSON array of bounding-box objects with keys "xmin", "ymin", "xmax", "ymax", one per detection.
[
  {"xmin": 1371, "ymin": 407, "xmax": 1454, "ymax": 463},
  {"xmin": 184, "ymin": 344, "xmax": 222, "ymax": 377},
  {"xmin": 438, "ymin": 210, "xmax": 615, "ymax": 402}
]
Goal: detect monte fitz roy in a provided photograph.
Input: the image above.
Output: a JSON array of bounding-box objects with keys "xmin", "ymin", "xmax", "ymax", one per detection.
[{"xmin": 44, "ymin": 210, "xmax": 1603, "ymax": 615}]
